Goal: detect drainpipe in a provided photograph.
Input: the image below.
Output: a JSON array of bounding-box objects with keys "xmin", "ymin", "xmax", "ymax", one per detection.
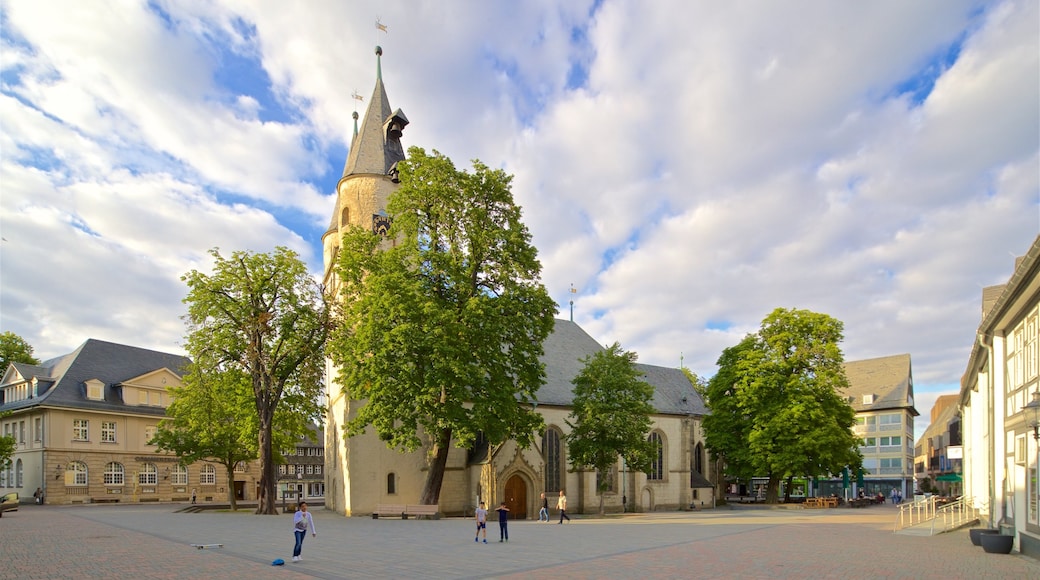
[{"xmin": 979, "ymin": 332, "xmax": 995, "ymax": 529}]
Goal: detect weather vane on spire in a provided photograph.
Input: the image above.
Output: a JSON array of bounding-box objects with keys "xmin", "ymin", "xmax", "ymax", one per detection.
[
  {"xmin": 569, "ymin": 283, "xmax": 578, "ymax": 322},
  {"xmin": 351, "ymin": 90, "xmax": 364, "ymax": 112},
  {"xmin": 376, "ymin": 18, "xmax": 388, "ymax": 33}
]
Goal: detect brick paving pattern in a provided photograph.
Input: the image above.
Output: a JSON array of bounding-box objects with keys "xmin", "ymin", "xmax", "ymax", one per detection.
[{"xmin": 1, "ymin": 503, "xmax": 1036, "ymax": 579}]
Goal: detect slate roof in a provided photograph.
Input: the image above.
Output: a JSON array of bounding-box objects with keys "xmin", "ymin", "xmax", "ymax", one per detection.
[
  {"xmin": 0, "ymin": 339, "xmax": 190, "ymax": 416},
  {"xmin": 536, "ymin": 319, "xmax": 707, "ymax": 417},
  {"xmin": 842, "ymin": 353, "xmax": 918, "ymax": 416}
]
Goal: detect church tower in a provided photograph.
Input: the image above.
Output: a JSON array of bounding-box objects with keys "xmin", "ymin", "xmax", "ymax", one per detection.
[{"xmin": 323, "ymin": 46, "xmax": 412, "ymax": 516}]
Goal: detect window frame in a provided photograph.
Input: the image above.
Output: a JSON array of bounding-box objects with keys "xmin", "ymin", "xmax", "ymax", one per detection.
[{"xmin": 104, "ymin": 462, "xmax": 125, "ymax": 486}]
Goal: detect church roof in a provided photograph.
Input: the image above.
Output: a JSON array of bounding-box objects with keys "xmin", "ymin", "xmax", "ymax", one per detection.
[
  {"xmin": 0, "ymin": 338, "xmax": 189, "ymax": 416},
  {"xmin": 842, "ymin": 353, "xmax": 918, "ymax": 416},
  {"xmin": 537, "ymin": 319, "xmax": 708, "ymax": 417}
]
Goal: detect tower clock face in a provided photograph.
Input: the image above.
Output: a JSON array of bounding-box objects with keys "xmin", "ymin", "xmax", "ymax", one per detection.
[{"xmin": 372, "ymin": 214, "xmax": 392, "ymax": 236}]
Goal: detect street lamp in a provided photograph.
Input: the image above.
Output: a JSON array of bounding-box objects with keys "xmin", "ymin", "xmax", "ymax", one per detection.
[{"xmin": 1023, "ymin": 390, "xmax": 1040, "ymax": 441}]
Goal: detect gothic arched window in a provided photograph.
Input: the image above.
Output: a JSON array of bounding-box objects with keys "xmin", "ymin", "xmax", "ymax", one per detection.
[{"xmin": 542, "ymin": 427, "xmax": 563, "ymax": 492}]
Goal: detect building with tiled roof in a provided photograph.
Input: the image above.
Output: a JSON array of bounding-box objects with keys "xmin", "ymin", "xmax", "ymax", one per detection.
[
  {"xmin": 960, "ymin": 234, "xmax": 1040, "ymax": 559},
  {"xmin": 322, "ymin": 47, "xmax": 712, "ymax": 518},
  {"xmin": 0, "ymin": 339, "xmax": 262, "ymax": 505}
]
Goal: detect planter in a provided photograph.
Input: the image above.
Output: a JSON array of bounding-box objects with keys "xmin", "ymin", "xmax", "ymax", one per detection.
[
  {"xmin": 980, "ymin": 533, "xmax": 1014, "ymax": 554},
  {"xmin": 969, "ymin": 528, "xmax": 999, "ymax": 546}
]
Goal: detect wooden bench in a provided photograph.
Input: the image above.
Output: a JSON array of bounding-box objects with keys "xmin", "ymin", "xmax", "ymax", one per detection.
[
  {"xmin": 803, "ymin": 498, "xmax": 821, "ymax": 508},
  {"xmin": 821, "ymin": 497, "xmax": 839, "ymax": 508},
  {"xmin": 372, "ymin": 503, "xmax": 441, "ymax": 519},
  {"xmin": 405, "ymin": 504, "xmax": 440, "ymax": 519},
  {"xmin": 372, "ymin": 504, "xmax": 407, "ymax": 519}
]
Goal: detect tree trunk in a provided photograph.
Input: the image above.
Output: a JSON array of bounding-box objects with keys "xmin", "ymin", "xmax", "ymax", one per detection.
[
  {"xmin": 783, "ymin": 475, "xmax": 794, "ymax": 503},
  {"xmin": 765, "ymin": 474, "xmax": 781, "ymax": 504},
  {"xmin": 256, "ymin": 413, "xmax": 278, "ymax": 514},
  {"xmin": 419, "ymin": 427, "xmax": 452, "ymax": 505},
  {"xmin": 226, "ymin": 465, "xmax": 238, "ymax": 511}
]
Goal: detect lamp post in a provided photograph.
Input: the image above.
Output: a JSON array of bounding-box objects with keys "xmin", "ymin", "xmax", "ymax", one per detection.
[{"xmin": 1023, "ymin": 390, "xmax": 1040, "ymax": 441}]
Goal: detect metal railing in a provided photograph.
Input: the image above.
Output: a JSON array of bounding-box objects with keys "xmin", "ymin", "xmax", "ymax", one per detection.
[
  {"xmin": 894, "ymin": 494, "xmax": 936, "ymax": 531},
  {"xmin": 928, "ymin": 496, "xmax": 978, "ymax": 535}
]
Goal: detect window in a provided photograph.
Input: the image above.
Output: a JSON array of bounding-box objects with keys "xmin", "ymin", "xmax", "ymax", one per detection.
[
  {"xmin": 648, "ymin": 432, "xmax": 664, "ymax": 481},
  {"xmin": 694, "ymin": 443, "xmax": 704, "ymax": 474},
  {"xmin": 306, "ymin": 465, "xmax": 314, "ymax": 474},
  {"xmin": 308, "ymin": 482, "xmax": 325, "ymax": 497},
  {"xmin": 200, "ymin": 464, "xmax": 216, "ymax": 485},
  {"xmin": 172, "ymin": 465, "xmax": 188, "ymax": 485},
  {"xmin": 880, "ymin": 458, "xmax": 901, "ymax": 470},
  {"xmin": 104, "ymin": 462, "xmax": 125, "ymax": 485},
  {"xmin": 139, "ymin": 463, "xmax": 158, "ymax": 485},
  {"xmin": 880, "ymin": 436, "xmax": 901, "ymax": 447},
  {"xmin": 73, "ymin": 419, "xmax": 89, "ymax": 441},
  {"xmin": 15, "ymin": 459, "xmax": 23, "ymax": 487},
  {"xmin": 19, "ymin": 421, "xmax": 25, "ymax": 444},
  {"xmin": 542, "ymin": 428, "xmax": 563, "ymax": 493},
  {"xmin": 288, "ymin": 464, "xmax": 296, "ymax": 475},
  {"xmin": 87, "ymin": 380, "xmax": 103, "ymax": 400},
  {"xmin": 314, "ymin": 465, "xmax": 322, "ymax": 475},
  {"xmin": 1016, "ymin": 435, "xmax": 1028, "ymax": 465},
  {"xmin": 34, "ymin": 417, "xmax": 42, "ymax": 442},
  {"xmin": 101, "ymin": 421, "xmax": 117, "ymax": 443},
  {"xmin": 279, "ymin": 465, "xmax": 287, "ymax": 475},
  {"xmin": 67, "ymin": 461, "xmax": 88, "ymax": 486},
  {"xmin": 144, "ymin": 425, "xmax": 157, "ymax": 445},
  {"xmin": 387, "ymin": 472, "xmax": 396, "ymax": 495}
]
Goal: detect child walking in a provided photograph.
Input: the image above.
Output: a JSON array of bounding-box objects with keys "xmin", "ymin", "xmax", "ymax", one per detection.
[
  {"xmin": 474, "ymin": 501, "xmax": 488, "ymax": 543},
  {"xmin": 292, "ymin": 501, "xmax": 317, "ymax": 562},
  {"xmin": 496, "ymin": 502, "xmax": 510, "ymax": 542}
]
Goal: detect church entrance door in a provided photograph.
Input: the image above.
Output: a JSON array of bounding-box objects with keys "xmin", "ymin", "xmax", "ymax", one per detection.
[{"xmin": 504, "ymin": 475, "xmax": 527, "ymax": 520}]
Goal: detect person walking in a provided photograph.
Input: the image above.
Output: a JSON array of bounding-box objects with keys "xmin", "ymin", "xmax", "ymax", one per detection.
[
  {"xmin": 33, "ymin": 487, "xmax": 42, "ymax": 504},
  {"xmin": 538, "ymin": 492, "xmax": 549, "ymax": 522},
  {"xmin": 191, "ymin": 488, "xmax": 197, "ymax": 504},
  {"xmin": 496, "ymin": 502, "xmax": 510, "ymax": 542},
  {"xmin": 557, "ymin": 490, "xmax": 570, "ymax": 523},
  {"xmin": 291, "ymin": 501, "xmax": 317, "ymax": 562},
  {"xmin": 474, "ymin": 501, "xmax": 488, "ymax": 543}
]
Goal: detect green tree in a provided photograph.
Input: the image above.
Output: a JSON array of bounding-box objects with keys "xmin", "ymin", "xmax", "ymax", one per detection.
[
  {"xmin": 151, "ymin": 365, "xmax": 257, "ymax": 510},
  {"xmin": 703, "ymin": 308, "xmax": 861, "ymax": 504},
  {"xmin": 328, "ymin": 147, "xmax": 557, "ymax": 506},
  {"xmin": 566, "ymin": 342, "xmax": 656, "ymax": 515},
  {"xmin": 0, "ymin": 331, "xmax": 40, "ymax": 369},
  {"xmin": 182, "ymin": 247, "xmax": 329, "ymax": 515},
  {"xmin": 0, "ymin": 411, "xmax": 14, "ymax": 473}
]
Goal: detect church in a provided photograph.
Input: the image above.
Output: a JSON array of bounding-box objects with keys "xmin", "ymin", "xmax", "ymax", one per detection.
[{"xmin": 322, "ymin": 47, "xmax": 714, "ymax": 518}]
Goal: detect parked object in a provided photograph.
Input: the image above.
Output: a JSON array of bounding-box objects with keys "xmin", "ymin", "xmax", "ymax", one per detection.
[{"xmin": 0, "ymin": 492, "xmax": 18, "ymax": 517}]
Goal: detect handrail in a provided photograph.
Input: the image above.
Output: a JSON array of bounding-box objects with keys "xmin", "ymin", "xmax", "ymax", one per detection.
[
  {"xmin": 894, "ymin": 495, "xmax": 936, "ymax": 531},
  {"xmin": 928, "ymin": 496, "xmax": 978, "ymax": 535}
]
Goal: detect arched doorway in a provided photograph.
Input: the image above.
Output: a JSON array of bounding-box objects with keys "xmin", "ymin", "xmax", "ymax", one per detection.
[{"xmin": 504, "ymin": 474, "xmax": 527, "ymax": 520}]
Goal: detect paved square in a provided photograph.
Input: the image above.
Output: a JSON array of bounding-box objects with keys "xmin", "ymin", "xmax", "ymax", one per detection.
[{"xmin": 2, "ymin": 504, "xmax": 1037, "ymax": 579}]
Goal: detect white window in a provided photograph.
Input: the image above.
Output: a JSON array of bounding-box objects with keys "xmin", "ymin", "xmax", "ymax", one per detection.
[
  {"xmin": 1016, "ymin": 435, "xmax": 1028, "ymax": 465},
  {"xmin": 200, "ymin": 464, "xmax": 216, "ymax": 485},
  {"xmin": 73, "ymin": 419, "xmax": 89, "ymax": 441},
  {"xmin": 15, "ymin": 459, "xmax": 23, "ymax": 487},
  {"xmin": 139, "ymin": 463, "xmax": 158, "ymax": 485},
  {"xmin": 171, "ymin": 464, "xmax": 188, "ymax": 485},
  {"xmin": 34, "ymin": 417, "xmax": 42, "ymax": 442},
  {"xmin": 308, "ymin": 482, "xmax": 324, "ymax": 497},
  {"xmin": 101, "ymin": 421, "xmax": 117, "ymax": 443},
  {"xmin": 314, "ymin": 465, "xmax": 322, "ymax": 475},
  {"xmin": 18, "ymin": 421, "xmax": 25, "ymax": 444},
  {"xmin": 67, "ymin": 461, "xmax": 88, "ymax": 486},
  {"xmin": 104, "ymin": 462, "xmax": 125, "ymax": 485},
  {"xmin": 288, "ymin": 464, "xmax": 296, "ymax": 475},
  {"xmin": 279, "ymin": 465, "xmax": 287, "ymax": 475}
]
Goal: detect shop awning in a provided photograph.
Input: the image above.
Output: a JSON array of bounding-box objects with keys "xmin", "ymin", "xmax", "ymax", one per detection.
[{"xmin": 935, "ymin": 473, "xmax": 962, "ymax": 482}]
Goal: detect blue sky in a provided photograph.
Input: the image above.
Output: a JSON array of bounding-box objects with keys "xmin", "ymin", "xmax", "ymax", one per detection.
[{"xmin": 1, "ymin": 0, "xmax": 1038, "ymax": 441}]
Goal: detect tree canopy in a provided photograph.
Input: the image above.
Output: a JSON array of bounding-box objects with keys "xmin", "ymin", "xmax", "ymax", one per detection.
[
  {"xmin": 702, "ymin": 308, "xmax": 861, "ymax": 503},
  {"xmin": 0, "ymin": 331, "xmax": 40, "ymax": 369},
  {"xmin": 181, "ymin": 247, "xmax": 329, "ymax": 514},
  {"xmin": 328, "ymin": 147, "xmax": 557, "ymax": 505},
  {"xmin": 566, "ymin": 342, "xmax": 656, "ymax": 514}
]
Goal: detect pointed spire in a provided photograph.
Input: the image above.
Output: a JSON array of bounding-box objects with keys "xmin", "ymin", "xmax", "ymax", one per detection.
[
  {"xmin": 341, "ymin": 46, "xmax": 407, "ymax": 179},
  {"xmin": 352, "ymin": 111, "xmax": 359, "ymax": 141}
]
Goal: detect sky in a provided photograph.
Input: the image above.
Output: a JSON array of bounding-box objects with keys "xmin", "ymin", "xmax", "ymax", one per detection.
[{"xmin": 1, "ymin": 0, "xmax": 1038, "ymax": 440}]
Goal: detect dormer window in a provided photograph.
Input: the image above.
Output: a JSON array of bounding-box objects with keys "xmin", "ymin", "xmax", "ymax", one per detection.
[
  {"xmin": 86, "ymin": 379, "xmax": 104, "ymax": 401},
  {"xmin": 862, "ymin": 394, "xmax": 876, "ymax": 404}
]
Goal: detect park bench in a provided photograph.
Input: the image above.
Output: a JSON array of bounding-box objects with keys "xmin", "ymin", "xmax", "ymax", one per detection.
[
  {"xmin": 803, "ymin": 498, "xmax": 822, "ymax": 508},
  {"xmin": 372, "ymin": 503, "xmax": 441, "ymax": 519}
]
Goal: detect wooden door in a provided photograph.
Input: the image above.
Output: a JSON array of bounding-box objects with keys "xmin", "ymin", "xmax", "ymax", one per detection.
[{"xmin": 504, "ymin": 475, "xmax": 527, "ymax": 520}]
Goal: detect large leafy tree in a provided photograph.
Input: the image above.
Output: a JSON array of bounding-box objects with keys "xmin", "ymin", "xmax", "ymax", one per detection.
[
  {"xmin": 151, "ymin": 365, "xmax": 257, "ymax": 510},
  {"xmin": 329, "ymin": 147, "xmax": 557, "ymax": 506},
  {"xmin": 703, "ymin": 308, "xmax": 861, "ymax": 503},
  {"xmin": 0, "ymin": 331, "xmax": 40, "ymax": 369},
  {"xmin": 182, "ymin": 247, "xmax": 329, "ymax": 514},
  {"xmin": 566, "ymin": 342, "xmax": 656, "ymax": 515}
]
